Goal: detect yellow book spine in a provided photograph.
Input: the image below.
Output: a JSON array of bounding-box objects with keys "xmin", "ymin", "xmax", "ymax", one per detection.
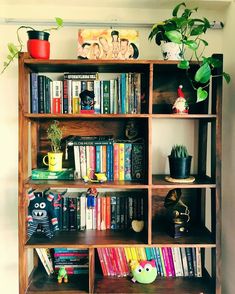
[
  {"xmin": 139, "ymin": 247, "xmax": 147, "ymax": 260},
  {"xmin": 124, "ymin": 248, "xmax": 132, "ymax": 263},
  {"xmin": 130, "ymin": 247, "xmax": 138, "ymax": 260},
  {"xmin": 119, "ymin": 143, "xmax": 124, "ymax": 180}
]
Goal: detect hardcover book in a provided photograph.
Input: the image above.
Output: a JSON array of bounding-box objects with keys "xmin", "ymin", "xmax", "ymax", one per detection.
[{"xmin": 31, "ymin": 168, "xmax": 74, "ymax": 180}]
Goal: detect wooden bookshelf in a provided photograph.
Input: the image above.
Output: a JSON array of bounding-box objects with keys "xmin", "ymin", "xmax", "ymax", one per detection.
[{"xmin": 18, "ymin": 53, "xmax": 222, "ymax": 293}]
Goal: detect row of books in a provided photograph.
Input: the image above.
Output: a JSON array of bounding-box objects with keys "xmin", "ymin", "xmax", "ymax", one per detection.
[
  {"xmin": 30, "ymin": 72, "xmax": 142, "ymax": 114},
  {"xmin": 66, "ymin": 136, "xmax": 145, "ymax": 181},
  {"xmin": 53, "ymin": 248, "xmax": 89, "ymax": 275},
  {"xmin": 97, "ymin": 247, "xmax": 202, "ymax": 278},
  {"xmin": 49, "ymin": 189, "xmax": 144, "ymax": 231}
]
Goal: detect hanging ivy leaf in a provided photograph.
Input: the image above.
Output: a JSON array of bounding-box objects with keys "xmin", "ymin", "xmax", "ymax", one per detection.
[
  {"xmin": 197, "ymin": 87, "xmax": 208, "ymax": 102},
  {"xmin": 177, "ymin": 60, "xmax": 189, "ymax": 69},
  {"xmin": 195, "ymin": 62, "xmax": 211, "ymax": 83},
  {"xmin": 223, "ymin": 72, "xmax": 231, "ymax": 84}
]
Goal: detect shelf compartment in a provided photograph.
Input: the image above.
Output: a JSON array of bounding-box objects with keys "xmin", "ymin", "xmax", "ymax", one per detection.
[
  {"xmin": 26, "ymin": 230, "xmax": 147, "ymax": 248},
  {"xmin": 27, "ymin": 267, "xmax": 88, "ymax": 293},
  {"xmin": 152, "ymin": 175, "xmax": 215, "ymax": 188},
  {"xmin": 152, "ymin": 226, "xmax": 215, "ymax": 247},
  {"xmin": 25, "ymin": 178, "xmax": 149, "ymax": 189},
  {"xmin": 95, "ymin": 275, "xmax": 214, "ymax": 294}
]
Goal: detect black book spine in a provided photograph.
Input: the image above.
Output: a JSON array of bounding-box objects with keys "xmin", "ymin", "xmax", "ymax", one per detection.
[
  {"xmin": 62, "ymin": 197, "xmax": 69, "ymax": 231},
  {"xmin": 69, "ymin": 198, "xmax": 77, "ymax": 231}
]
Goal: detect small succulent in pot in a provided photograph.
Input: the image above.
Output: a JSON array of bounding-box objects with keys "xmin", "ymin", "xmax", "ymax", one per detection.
[{"xmin": 168, "ymin": 144, "xmax": 192, "ymax": 179}]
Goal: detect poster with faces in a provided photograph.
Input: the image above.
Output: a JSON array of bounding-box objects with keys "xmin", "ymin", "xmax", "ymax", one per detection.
[{"xmin": 78, "ymin": 29, "xmax": 139, "ymax": 60}]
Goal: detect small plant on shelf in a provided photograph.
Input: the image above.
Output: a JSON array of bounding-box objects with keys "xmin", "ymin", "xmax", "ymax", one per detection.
[
  {"xmin": 1, "ymin": 17, "xmax": 63, "ymax": 74},
  {"xmin": 168, "ymin": 144, "xmax": 192, "ymax": 179},
  {"xmin": 148, "ymin": 2, "xmax": 230, "ymax": 102},
  {"xmin": 43, "ymin": 120, "xmax": 63, "ymax": 171}
]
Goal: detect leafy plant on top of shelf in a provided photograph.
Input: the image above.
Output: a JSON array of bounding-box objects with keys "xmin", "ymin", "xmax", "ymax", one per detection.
[
  {"xmin": 47, "ymin": 120, "xmax": 63, "ymax": 153},
  {"xmin": 1, "ymin": 17, "xmax": 63, "ymax": 74},
  {"xmin": 170, "ymin": 145, "xmax": 189, "ymax": 158},
  {"xmin": 148, "ymin": 2, "xmax": 230, "ymax": 102}
]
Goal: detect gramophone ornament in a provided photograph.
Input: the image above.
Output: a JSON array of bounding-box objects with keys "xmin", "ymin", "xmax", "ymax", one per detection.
[{"xmin": 164, "ymin": 188, "xmax": 190, "ymax": 238}]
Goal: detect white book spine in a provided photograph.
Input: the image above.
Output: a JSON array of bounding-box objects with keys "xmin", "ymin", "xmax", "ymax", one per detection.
[
  {"xmin": 74, "ymin": 146, "xmax": 81, "ymax": 179},
  {"xmin": 35, "ymin": 248, "xmax": 50, "ymax": 275},
  {"xmin": 180, "ymin": 248, "xmax": 189, "ymax": 277},
  {"xmin": 196, "ymin": 247, "xmax": 202, "ymax": 277},
  {"xmin": 171, "ymin": 248, "xmax": 180, "ymax": 277},
  {"xmin": 80, "ymin": 193, "xmax": 86, "ymax": 230},
  {"xmin": 94, "ymin": 80, "xmax": 101, "ymax": 114},
  {"xmin": 175, "ymin": 247, "xmax": 184, "ymax": 276}
]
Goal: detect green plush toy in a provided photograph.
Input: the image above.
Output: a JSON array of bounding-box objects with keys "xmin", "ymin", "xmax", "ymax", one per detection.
[
  {"xmin": 130, "ymin": 260, "xmax": 157, "ymax": 284},
  {"xmin": 57, "ymin": 266, "xmax": 68, "ymax": 284}
]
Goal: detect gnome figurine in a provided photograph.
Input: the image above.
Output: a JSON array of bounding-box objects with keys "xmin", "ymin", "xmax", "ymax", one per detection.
[{"xmin": 172, "ymin": 85, "xmax": 189, "ymax": 114}]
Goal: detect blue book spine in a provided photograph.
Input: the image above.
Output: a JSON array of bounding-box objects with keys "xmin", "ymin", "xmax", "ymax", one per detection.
[
  {"xmin": 106, "ymin": 143, "xmax": 113, "ymax": 181},
  {"xmin": 145, "ymin": 247, "xmax": 151, "ymax": 260},
  {"xmin": 30, "ymin": 72, "xmax": 38, "ymax": 113},
  {"xmin": 124, "ymin": 143, "xmax": 132, "ymax": 180},
  {"xmin": 121, "ymin": 73, "xmax": 126, "ymax": 114},
  {"xmin": 95, "ymin": 145, "xmax": 101, "ymax": 173},
  {"xmin": 155, "ymin": 247, "xmax": 164, "ymax": 277},
  {"xmin": 110, "ymin": 144, "xmax": 113, "ymax": 180},
  {"xmin": 152, "ymin": 248, "xmax": 161, "ymax": 276}
]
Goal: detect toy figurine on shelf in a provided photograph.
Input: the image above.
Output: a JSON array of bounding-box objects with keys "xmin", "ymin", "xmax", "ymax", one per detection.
[
  {"xmin": 130, "ymin": 260, "xmax": 157, "ymax": 284},
  {"xmin": 27, "ymin": 190, "xmax": 59, "ymax": 239},
  {"xmin": 86, "ymin": 187, "xmax": 98, "ymax": 209},
  {"xmin": 125, "ymin": 119, "xmax": 139, "ymax": 140},
  {"xmin": 80, "ymin": 89, "xmax": 95, "ymax": 114},
  {"xmin": 57, "ymin": 266, "xmax": 68, "ymax": 284},
  {"xmin": 164, "ymin": 188, "xmax": 190, "ymax": 238},
  {"xmin": 172, "ymin": 85, "xmax": 189, "ymax": 114}
]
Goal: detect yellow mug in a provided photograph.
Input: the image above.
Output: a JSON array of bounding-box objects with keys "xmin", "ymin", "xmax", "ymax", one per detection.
[{"xmin": 43, "ymin": 152, "xmax": 63, "ymax": 172}]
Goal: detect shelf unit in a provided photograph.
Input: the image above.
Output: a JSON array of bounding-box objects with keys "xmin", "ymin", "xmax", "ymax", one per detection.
[{"xmin": 18, "ymin": 53, "xmax": 222, "ymax": 293}]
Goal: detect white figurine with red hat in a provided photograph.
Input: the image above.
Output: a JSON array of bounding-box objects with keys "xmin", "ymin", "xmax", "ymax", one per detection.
[{"xmin": 172, "ymin": 85, "xmax": 189, "ymax": 114}]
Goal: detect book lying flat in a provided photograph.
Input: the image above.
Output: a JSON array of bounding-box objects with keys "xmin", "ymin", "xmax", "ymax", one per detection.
[{"xmin": 31, "ymin": 168, "xmax": 74, "ymax": 180}]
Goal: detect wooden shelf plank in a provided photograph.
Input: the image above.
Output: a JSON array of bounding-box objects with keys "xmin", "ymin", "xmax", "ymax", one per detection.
[
  {"xmin": 152, "ymin": 226, "xmax": 215, "ymax": 248},
  {"xmin": 152, "ymin": 175, "xmax": 216, "ymax": 188},
  {"xmin": 26, "ymin": 230, "xmax": 147, "ymax": 248},
  {"xmin": 152, "ymin": 114, "xmax": 216, "ymax": 119},
  {"xmin": 25, "ymin": 178, "xmax": 149, "ymax": 189},
  {"xmin": 24, "ymin": 113, "xmax": 150, "ymax": 119},
  {"xmin": 27, "ymin": 267, "xmax": 88, "ymax": 293},
  {"xmin": 95, "ymin": 276, "xmax": 214, "ymax": 294}
]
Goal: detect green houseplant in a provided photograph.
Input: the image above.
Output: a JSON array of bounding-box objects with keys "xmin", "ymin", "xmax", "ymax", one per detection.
[
  {"xmin": 1, "ymin": 17, "xmax": 63, "ymax": 74},
  {"xmin": 168, "ymin": 145, "xmax": 192, "ymax": 179},
  {"xmin": 149, "ymin": 2, "xmax": 230, "ymax": 102},
  {"xmin": 43, "ymin": 120, "xmax": 63, "ymax": 171}
]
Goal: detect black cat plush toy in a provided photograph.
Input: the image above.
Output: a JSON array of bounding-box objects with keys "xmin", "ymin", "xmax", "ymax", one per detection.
[{"xmin": 27, "ymin": 190, "xmax": 59, "ymax": 239}]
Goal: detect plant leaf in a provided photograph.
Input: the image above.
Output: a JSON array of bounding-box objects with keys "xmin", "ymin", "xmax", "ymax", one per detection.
[
  {"xmin": 184, "ymin": 40, "xmax": 198, "ymax": 50},
  {"xmin": 191, "ymin": 25, "xmax": 205, "ymax": 36},
  {"xmin": 223, "ymin": 72, "xmax": 231, "ymax": 83},
  {"xmin": 197, "ymin": 87, "xmax": 208, "ymax": 102},
  {"xmin": 55, "ymin": 17, "xmax": 63, "ymax": 27},
  {"xmin": 195, "ymin": 62, "xmax": 211, "ymax": 83},
  {"xmin": 199, "ymin": 38, "xmax": 208, "ymax": 46},
  {"xmin": 165, "ymin": 30, "xmax": 182, "ymax": 44},
  {"xmin": 172, "ymin": 2, "xmax": 186, "ymax": 17},
  {"xmin": 178, "ymin": 60, "xmax": 190, "ymax": 69},
  {"xmin": 8, "ymin": 43, "xmax": 18, "ymax": 55}
]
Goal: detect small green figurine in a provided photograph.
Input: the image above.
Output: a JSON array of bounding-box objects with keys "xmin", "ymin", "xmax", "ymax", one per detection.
[{"xmin": 57, "ymin": 266, "xmax": 68, "ymax": 284}]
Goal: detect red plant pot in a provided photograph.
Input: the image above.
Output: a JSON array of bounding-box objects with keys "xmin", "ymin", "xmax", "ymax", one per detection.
[
  {"xmin": 27, "ymin": 30, "xmax": 50, "ymax": 59},
  {"xmin": 27, "ymin": 39, "xmax": 50, "ymax": 59}
]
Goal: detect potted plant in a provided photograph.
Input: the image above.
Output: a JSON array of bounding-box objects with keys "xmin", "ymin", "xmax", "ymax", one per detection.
[
  {"xmin": 43, "ymin": 120, "xmax": 63, "ymax": 172},
  {"xmin": 168, "ymin": 145, "xmax": 192, "ymax": 179},
  {"xmin": 148, "ymin": 2, "xmax": 230, "ymax": 102},
  {"xmin": 1, "ymin": 17, "xmax": 63, "ymax": 74}
]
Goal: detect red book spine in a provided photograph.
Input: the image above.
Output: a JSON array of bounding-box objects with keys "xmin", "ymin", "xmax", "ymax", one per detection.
[
  {"xmin": 89, "ymin": 145, "xmax": 96, "ymax": 179},
  {"xmin": 109, "ymin": 248, "xmax": 118, "ymax": 276},
  {"xmin": 117, "ymin": 247, "xmax": 127, "ymax": 276},
  {"xmin": 167, "ymin": 248, "xmax": 176, "ymax": 277},
  {"xmin": 97, "ymin": 248, "xmax": 108, "ymax": 276},
  {"xmin": 103, "ymin": 248, "xmax": 113, "ymax": 276},
  {"xmin": 96, "ymin": 196, "xmax": 101, "ymax": 230},
  {"xmin": 106, "ymin": 195, "xmax": 111, "ymax": 229},
  {"xmin": 100, "ymin": 196, "xmax": 106, "ymax": 230}
]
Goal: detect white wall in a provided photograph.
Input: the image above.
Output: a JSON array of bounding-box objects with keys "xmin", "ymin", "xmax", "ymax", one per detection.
[
  {"xmin": 0, "ymin": 2, "xmax": 227, "ymax": 293},
  {"xmin": 222, "ymin": 3, "xmax": 235, "ymax": 294}
]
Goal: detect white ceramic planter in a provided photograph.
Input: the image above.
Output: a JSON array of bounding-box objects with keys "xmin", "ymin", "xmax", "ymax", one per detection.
[{"xmin": 161, "ymin": 42, "xmax": 183, "ymax": 60}]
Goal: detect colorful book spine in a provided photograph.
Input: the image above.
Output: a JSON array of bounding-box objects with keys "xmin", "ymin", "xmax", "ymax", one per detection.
[
  {"xmin": 94, "ymin": 80, "xmax": 101, "ymax": 114},
  {"xmin": 95, "ymin": 145, "xmax": 101, "ymax": 173},
  {"xmin": 72, "ymin": 80, "xmax": 81, "ymax": 114},
  {"xmin": 110, "ymin": 195, "xmax": 117, "ymax": 230},
  {"xmin": 52, "ymin": 80, "xmax": 62, "ymax": 114},
  {"xmin": 113, "ymin": 143, "xmax": 119, "ymax": 181},
  {"xmin": 38, "ymin": 75, "xmax": 45, "ymax": 113},
  {"xmin": 124, "ymin": 143, "xmax": 132, "ymax": 180},
  {"xmin": 30, "ymin": 72, "xmax": 38, "ymax": 113},
  {"xmin": 80, "ymin": 193, "xmax": 86, "ymax": 230},
  {"xmin": 120, "ymin": 73, "xmax": 126, "ymax": 114},
  {"xmin": 119, "ymin": 143, "xmax": 125, "ymax": 180},
  {"xmin": 102, "ymin": 80, "xmax": 110, "ymax": 114},
  {"xmin": 63, "ymin": 79, "xmax": 69, "ymax": 114}
]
